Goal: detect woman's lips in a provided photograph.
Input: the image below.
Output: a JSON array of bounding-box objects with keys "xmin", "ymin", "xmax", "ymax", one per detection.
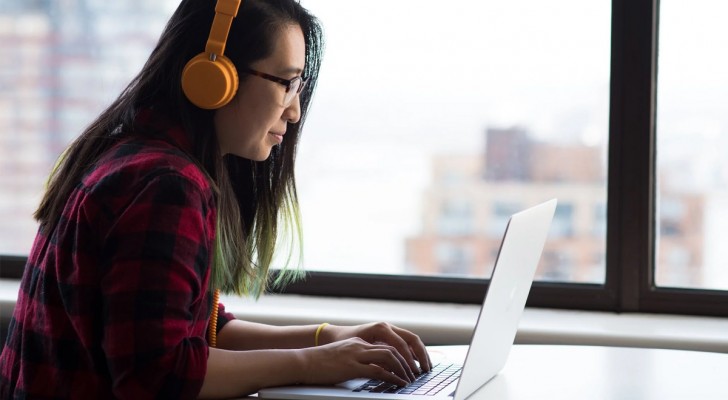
[{"xmin": 270, "ymin": 132, "xmax": 284, "ymax": 144}]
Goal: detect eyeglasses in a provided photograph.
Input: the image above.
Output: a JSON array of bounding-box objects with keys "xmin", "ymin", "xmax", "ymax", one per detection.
[{"xmin": 244, "ymin": 68, "xmax": 308, "ymax": 107}]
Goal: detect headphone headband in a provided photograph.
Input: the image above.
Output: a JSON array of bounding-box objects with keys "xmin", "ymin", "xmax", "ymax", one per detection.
[{"xmin": 205, "ymin": 0, "xmax": 242, "ymax": 57}]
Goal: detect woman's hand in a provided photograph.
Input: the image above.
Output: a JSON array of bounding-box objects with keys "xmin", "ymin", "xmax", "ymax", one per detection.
[
  {"xmin": 300, "ymin": 337, "xmax": 414, "ymax": 386},
  {"xmin": 319, "ymin": 323, "xmax": 432, "ymax": 376}
]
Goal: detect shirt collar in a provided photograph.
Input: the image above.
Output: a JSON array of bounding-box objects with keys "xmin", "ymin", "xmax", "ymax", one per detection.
[{"xmin": 134, "ymin": 108, "xmax": 195, "ymax": 154}]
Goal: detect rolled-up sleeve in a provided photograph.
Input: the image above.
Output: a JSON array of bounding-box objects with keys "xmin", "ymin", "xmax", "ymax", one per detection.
[
  {"xmin": 215, "ymin": 302, "xmax": 236, "ymax": 335},
  {"xmin": 99, "ymin": 172, "xmax": 215, "ymax": 399}
]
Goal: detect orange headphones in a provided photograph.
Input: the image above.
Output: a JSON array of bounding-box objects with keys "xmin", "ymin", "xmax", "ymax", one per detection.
[{"xmin": 181, "ymin": 0, "xmax": 242, "ymax": 110}]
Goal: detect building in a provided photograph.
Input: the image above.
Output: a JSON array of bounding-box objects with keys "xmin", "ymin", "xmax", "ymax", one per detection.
[
  {"xmin": 405, "ymin": 127, "xmax": 704, "ymax": 285},
  {"xmin": 0, "ymin": 0, "xmax": 171, "ymax": 255}
]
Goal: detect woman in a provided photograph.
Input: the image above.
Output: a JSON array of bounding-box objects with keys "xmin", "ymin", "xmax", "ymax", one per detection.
[{"xmin": 0, "ymin": 0, "xmax": 431, "ymax": 398}]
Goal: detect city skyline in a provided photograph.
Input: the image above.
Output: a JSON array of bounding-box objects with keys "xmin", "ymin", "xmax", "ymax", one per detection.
[{"xmin": 1, "ymin": 0, "xmax": 726, "ymax": 290}]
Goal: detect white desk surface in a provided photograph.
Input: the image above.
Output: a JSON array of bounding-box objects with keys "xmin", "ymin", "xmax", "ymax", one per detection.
[
  {"xmin": 246, "ymin": 345, "xmax": 728, "ymax": 400},
  {"xmin": 456, "ymin": 344, "xmax": 728, "ymax": 400}
]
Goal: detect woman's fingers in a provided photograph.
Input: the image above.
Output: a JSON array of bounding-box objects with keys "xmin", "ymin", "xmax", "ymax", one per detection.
[
  {"xmin": 391, "ymin": 326, "xmax": 432, "ymax": 372},
  {"xmin": 308, "ymin": 338, "xmax": 413, "ymax": 386},
  {"xmin": 361, "ymin": 345, "xmax": 414, "ymax": 383},
  {"xmin": 318, "ymin": 322, "xmax": 434, "ymax": 384},
  {"xmin": 367, "ymin": 323, "xmax": 431, "ymax": 374},
  {"xmin": 364, "ymin": 363, "xmax": 410, "ymax": 387},
  {"xmin": 371, "ymin": 335, "xmax": 418, "ymax": 379}
]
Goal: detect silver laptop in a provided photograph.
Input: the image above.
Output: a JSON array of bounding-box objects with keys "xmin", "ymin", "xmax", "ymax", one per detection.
[{"xmin": 258, "ymin": 199, "xmax": 557, "ymax": 400}]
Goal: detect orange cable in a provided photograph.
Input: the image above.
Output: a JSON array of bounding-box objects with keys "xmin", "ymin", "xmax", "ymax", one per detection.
[{"xmin": 208, "ymin": 289, "xmax": 220, "ymax": 348}]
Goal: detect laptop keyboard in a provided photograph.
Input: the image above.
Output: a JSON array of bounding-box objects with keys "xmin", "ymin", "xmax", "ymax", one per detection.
[{"xmin": 353, "ymin": 363, "xmax": 462, "ymax": 396}]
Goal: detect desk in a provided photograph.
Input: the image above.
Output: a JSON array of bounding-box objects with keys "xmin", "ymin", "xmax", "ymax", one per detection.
[
  {"xmin": 248, "ymin": 345, "xmax": 728, "ymax": 400},
  {"xmin": 455, "ymin": 344, "xmax": 728, "ymax": 400}
]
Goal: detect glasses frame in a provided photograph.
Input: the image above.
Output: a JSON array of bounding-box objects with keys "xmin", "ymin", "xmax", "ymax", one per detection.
[{"xmin": 244, "ymin": 67, "xmax": 308, "ymax": 106}]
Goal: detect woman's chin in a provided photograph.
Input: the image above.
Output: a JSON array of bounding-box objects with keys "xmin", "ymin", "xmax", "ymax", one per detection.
[{"xmin": 226, "ymin": 148, "xmax": 273, "ymax": 162}]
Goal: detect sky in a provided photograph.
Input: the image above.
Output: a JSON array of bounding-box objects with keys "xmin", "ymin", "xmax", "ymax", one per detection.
[
  {"xmin": 290, "ymin": 0, "xmax": 728, "ymax": 278},
  {"xmin": 3, "ymin": 0, "xmax": 726, "ymax": 285},
  {"xmin": 295, "ymin": 0, "xmax": 611, "ymax": 273}
]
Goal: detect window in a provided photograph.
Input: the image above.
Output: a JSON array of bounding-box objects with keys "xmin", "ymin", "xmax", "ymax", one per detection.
[
  {"xmin": 488, "ymin": 202, "xmax": 523, "ymax": 238},
  {"xmin": 0, "ymin": 0, "xmax": 177, "ymax": 256},
  {"xmin": 2, "ymin": 0, "xmax": 728, "ymax": 317},
  {"xmin": 299, "ymin": 0, "xmax": 610, "ymax": 283},
  {"xmin": 434, "ymin": 242, "xmax": 474, "ymax": 276},
  {"xmin": 551, "ymin": 204, "xmax": 575, "ymax": 238},
  {"xmin": 655, "ymin": 0, "xmax": 728, "ymax": 291},
  {"xmin": 436, "ymin": 199, "xmax": 474, "ymax": 237}
]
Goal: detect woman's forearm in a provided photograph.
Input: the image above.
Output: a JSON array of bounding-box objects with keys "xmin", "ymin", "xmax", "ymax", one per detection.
[
  {"xmin": 198, "ymin": 347, "xmax": 307, "ymax": 399},
  {"xmin": 216, "ymin": 319, "xmax": 324, "ymax": 351}
]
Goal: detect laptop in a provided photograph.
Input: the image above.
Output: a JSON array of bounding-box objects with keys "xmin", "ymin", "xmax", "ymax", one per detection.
[{"xmin": 258, "ymin": 199, "xmax": 557, "ymax": 400}]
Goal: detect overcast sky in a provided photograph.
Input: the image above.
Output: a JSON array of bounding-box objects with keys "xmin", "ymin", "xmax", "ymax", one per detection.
[
  {"xmin": 290, "ymin": 0, "xmax": 728, "ymax": 275},
  {"xmin": 5, "ymin": 0, "xmax": 725, "ymax": 280},
  {"xmin": 299, "ymin": 0, "xmax": 614, "ymax": 273}
]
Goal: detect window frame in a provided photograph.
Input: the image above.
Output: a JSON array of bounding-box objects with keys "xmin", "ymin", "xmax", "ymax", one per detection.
[
  {"xmin": 279, "ymin": 0, "xmax": 728, "ymax": 318},
  {"xmin": 3, "ymin": 0, "xmax": 728, "ymax": 318}
]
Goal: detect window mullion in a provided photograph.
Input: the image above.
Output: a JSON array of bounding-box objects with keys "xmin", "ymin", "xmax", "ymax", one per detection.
[{"xmin": 607, "ymin": 0, "xmax": 659, "ymax": 312}]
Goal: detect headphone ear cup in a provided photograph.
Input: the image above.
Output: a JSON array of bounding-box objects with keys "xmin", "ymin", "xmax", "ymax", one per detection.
[{"xmin": 181, "ymin": 53, "xmax": 239, "ymax": 109}]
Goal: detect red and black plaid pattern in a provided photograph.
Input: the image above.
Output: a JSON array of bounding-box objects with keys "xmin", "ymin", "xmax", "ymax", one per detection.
[{"xmin": 0, "ymin": 111, "xmax": 235, "ymax": 399}]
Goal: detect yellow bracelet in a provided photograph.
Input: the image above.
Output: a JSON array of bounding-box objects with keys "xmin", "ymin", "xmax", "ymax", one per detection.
[{"xmin": 314, "ymin": 322, "xmax": 329, "ymax": 346}]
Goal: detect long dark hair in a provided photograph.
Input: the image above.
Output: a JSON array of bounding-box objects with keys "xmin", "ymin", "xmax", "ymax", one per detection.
[{"xmin": 35, "ymin": 0, "xmax": 324, "ymax": 296}]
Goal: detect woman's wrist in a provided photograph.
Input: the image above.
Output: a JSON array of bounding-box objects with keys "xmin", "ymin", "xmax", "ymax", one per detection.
[
  {"xmin": 314, "ymin": 323, "xmax": 329, "ymax": 346},
  {"xmin": 314, "ymin": 323, "xmax": 342, "ymax": 346}
]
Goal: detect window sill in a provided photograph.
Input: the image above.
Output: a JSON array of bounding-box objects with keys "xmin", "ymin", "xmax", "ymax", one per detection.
[
  {"xmin": 2, "ymin": 279, "xmax": 727, "ymax": 353},
  {"xmin": 219, "ymin": 288, "xmax": 728, "ymax": 353}
]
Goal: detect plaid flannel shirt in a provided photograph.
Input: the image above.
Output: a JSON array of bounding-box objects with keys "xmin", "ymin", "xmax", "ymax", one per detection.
[{"xmin": 0, "ymin": 110, "xmax": 235, "ymax": 399}]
